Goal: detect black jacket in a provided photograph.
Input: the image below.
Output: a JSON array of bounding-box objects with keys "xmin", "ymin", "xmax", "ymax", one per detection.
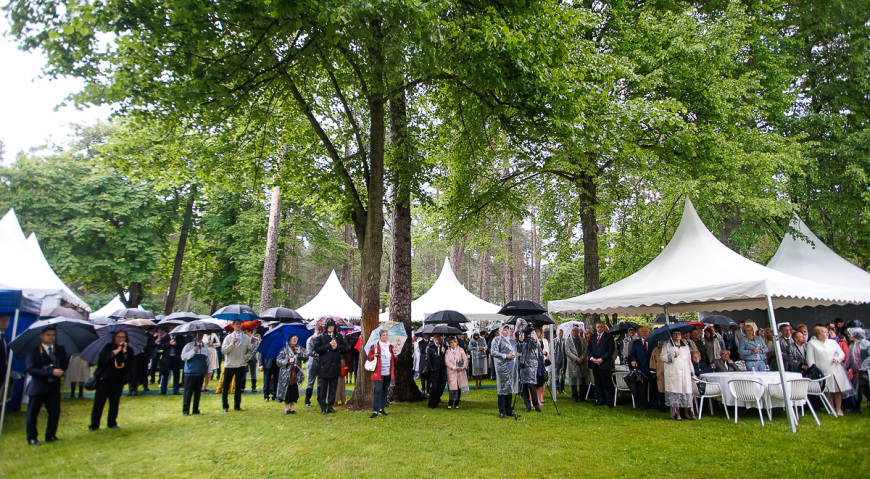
[
  {"xmin": 425, "ymin": 341, "xmax": 446, "ymax": 376},
  {"xmin": 314, "ymin": 332, "xmax": 348, "ymax": 378},
  {"xmin": 588, "ymin": 332, "xmax": 615, "ymax": 369},
  {"xmin": 157, "ymin": 333, "xmax": 187, "ymax": 370},
  {"xmin": 96, "ymin": 342, "xmax": 133, "ymax": 383},
  {"xmin": 0, "ymin": 333, "xmax": 8, "ymax": 385},
  {"xmin": 25, "ymin": 343, "xmax": 68, "ymax": 396}
]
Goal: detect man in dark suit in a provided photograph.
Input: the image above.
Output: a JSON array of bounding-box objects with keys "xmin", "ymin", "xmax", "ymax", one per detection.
[
  {"xmin": 426, "ymin": 334, "xmax": 447, "ymax": 409},
  {"xmin": 25, "ymin": 326, "xmax": 68, "ymax": 446},
  {"xmin": 713, "ymin": 350, "xmax": 741, "ymax": 372},
  {"xmin": 0, "ymin": 314, "xmax": 9, "ymax": 394},
  {"xmin": 588, "ymin": 321, "xmax": 615, "ymax": 407},
  {"xmin": 157, "ymin": 327, "xmax": 186, "ymax": 395},
  {"xmin": 628, "ymin": 326, "xmax": 657, "ymax": 409},
  {"xmin": 259, "ymin": 324, "xmax": 279, "ymax": 401}
]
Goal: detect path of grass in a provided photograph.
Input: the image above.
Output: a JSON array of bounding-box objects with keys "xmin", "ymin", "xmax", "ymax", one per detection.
[{"xmin": 1, "ymin": 379, "xmax": 867, "ymax": 478}]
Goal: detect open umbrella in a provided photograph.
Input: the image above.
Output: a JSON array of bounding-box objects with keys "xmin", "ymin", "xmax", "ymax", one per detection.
[
  {"xmin": 257, "ymin": 323, "xmax": 313, "ymax": 360},
  {"xmin": 307, "ymin": 315, "xmax": 349, "ymax": 330},
  {"xmin": 213, "ymin": 304, "xmax": 258, "ymax": 321},
  {"xmin": 609, "ymin": 321, "xmax": 641, "ymax": 333},
  {"xmin": 9, "ymin": 318, "xmax": 98, "ymax": 356},
  {"xmin": 109, "ymin": 309, "xmax": 157, "ymax": 320},
  {"xmin": 89, "ymin": 316, "xmax": 115, "ymax": 326},
  {"xmin": 430, "ymin": 324, "xmax": 464, "ymax": 336},
  {"xmin": 685, "ymin": 321, "xmax": 705, "ymax": 329},
  {"xmin": 505, "ymin": 314, "xmax": 556, "ymax": 327},
  {"xmin": 201, "ymin": 317, "xmax": 233, "ymax": 332},
  {"xmin": 156, "ymin": 318, "xmax": 186, "ymax": 331},
  {"xmin": 701, "ymin": 315, "xmax": 737, "ymax": 327},
  {"xmin": 652, "ymin": 314, "xmax": 679, "ymax": 324},
  {"xmin": 425, "ymin": 310, "xmax": 469, "ymax": 324},
  {"xmin": 162, "ymin": 311, "xmax": 201, "ymax": 322},
  {"xmin": 344, "ymin": 330, "xmax": 362, "ymax": 347},
  {"xmin": 122, "ymin": 318, "xmax": 157, "ymax": 328},
  {"xmin": 79, "ymin": 323, "xmax": 149, "ymax": 365},
  {"xmin": 416, "ymin": 325, "xmax": 435, "ymax": 335},
  {"xmin": 498, "ymin": 300, "xmax": 547, "ymax": 317},
  {"xmin": 363, "ymin": 321, "xmax": 409, "ymax": 354},
  {"xmin": 171, "ymin": 320, "xmax": 225, "ymax": 335},
  {"xmin": 44, "ymin": 306, "xmax": 84, "ymax": 320},
  {"xmin": 259, "ymin": 307, "xmax": 304, "ymax": 323},
  {"xmin": 647, "ymin": 322, "xmax": 695, "ymax": 343},
  {"xmin": 846, "ymin": 319, "xmax": 866, "ymax": 330}
]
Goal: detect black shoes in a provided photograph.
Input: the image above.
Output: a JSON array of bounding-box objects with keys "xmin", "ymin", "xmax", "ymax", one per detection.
[
  {"xmin": 525, "ymin": 406, "xmax": 532, "ymax": 413},
  {"xmin": 284, "ymin": 410, "xmax": 291, "ymax": 415},
  {"xmin": 378, "ymin": 410, "xmax": 387, "ymax": 416},
  {"xmin": 534, "ymin": 406, "xmax": 541, "ymax": 412},
  {"xmin": 222, "ymin": 408, "xmax": 229, "ymax": 413},
  {"xmin": 192, "ymin": 411, "xmax": 201, "ymax": 415},
  {"xmin": 499, "ymin": 412, "xmax": 506, "ymax": 419},
  {"xmin": 88, "ymin": 426, "xmax": 98, "ymax": 432},
  {"xmin": 234, "ymin": 407, "xmax": 244, "ymax": 411},
  {"xmin": 45, "ymin": 436, "xmax": 61, "ymax": 443},
  {"xmin": 327, "ymin": 407, "xmax": 336, "ymax": 414},
  {"xmin": 108, "ymin": 425, "xmax": 120, "ymax": 429},
  {"xmin": 28, "ymin": 439, "xmax": 41, "ymax": 446},
  {"xmin": 370, "ymin": 413, "xmax": 378, "ymax": 419},
  {"xmin": 183, "ymin": 412, "xmax": 189, "ymax": 416}
]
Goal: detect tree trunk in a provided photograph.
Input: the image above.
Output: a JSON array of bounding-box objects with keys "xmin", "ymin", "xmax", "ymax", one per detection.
[
  {"xmin": 259, "ymin": 184, "xmax": 282, "ymax": 312},
  {"xmin": 451, "ymin": 237, "xmax": 466, "ymax": 277},
  {"xmin": 503, "ymin": 229, "xmax": 514, "ymax": 303},
  {"xmin": 514, "ymin": 228, "xmax": 524, "ymax": 299},
  {"xmin": 479, "ymin": 248, "xmax": 491, "ymax": 302},
  {"xmin": 531, "ymin": 208, "xmax": 541, "ymax": 302},
  {"xmin": 164, "ymin": 185, "xmax": 197, "ymax": 314},
  {"xmin": 579, "ymin": 171, "xmax": 600, "ymax": 293},
  {"xmin": 341, "ymin": 224, "xmax": 354, "ymax": 287},
  {"xmin": 386, "ymin": 90, "xmax": 423, "ymax": 402}
]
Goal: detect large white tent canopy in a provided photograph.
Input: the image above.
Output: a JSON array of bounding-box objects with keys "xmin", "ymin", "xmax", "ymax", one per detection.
[
  {"xmin": 767, "ymin": 215, "xmax": 870, "ymax": 292},
  {"xmin": 379, "ymin": 258, "xmax": 504, "ymax": 322},
  {"xmin": 91, "ymin": 295, "xmax": 144, "ymax": 318},
  {"xmin": 548, "ymin": 199, "xmax": 869, "ymax": 316},
  {"xmin": 296, "ymin": 269, "xmax": 362, "ymax": 320},
  {"xmin": 0, "ymin": 209, "xmax": 91, "ymax": 313}
]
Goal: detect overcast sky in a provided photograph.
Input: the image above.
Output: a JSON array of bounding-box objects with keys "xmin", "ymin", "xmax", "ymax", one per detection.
[{"xmin": 0, "ymin": 20, "xmax": 112, "ymax": 164}]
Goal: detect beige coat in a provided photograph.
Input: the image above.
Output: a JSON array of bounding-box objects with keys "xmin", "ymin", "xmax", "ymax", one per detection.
[
  {"xmin": 650, "ymin": 346, "xmax": 665, "ymax": 393},
  {"xmin": 445, "ymin": 347, "xmax": 469, "ymax": 391}
]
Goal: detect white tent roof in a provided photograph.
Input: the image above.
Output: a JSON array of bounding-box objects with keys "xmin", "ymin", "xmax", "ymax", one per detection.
[
  {"xmin": 549, "ymin": 200, "xmax": 869, "ymax": 316},
  {"xmin": 296, "ymin": 270, "xmax": 362, "ymax": 320},
  {"xmin": 0, "ymin": 209, "xmax": 91, "ymax": 313},
  {"xmin": 767, "ymin": 215, "xmax": 870, "ymax": 292},
  {"xmin": 91, "ymin": 295, "xmax": 143, "ymax": 318},
  {"xmin": 380, "ymin": 258, "xmax": 504, "ymax": 322}
]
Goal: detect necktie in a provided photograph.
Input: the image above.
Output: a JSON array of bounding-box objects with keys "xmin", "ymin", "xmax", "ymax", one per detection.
[{"xmin": 644, "ymin": 342, "xmax": 648, "ymax": 353}]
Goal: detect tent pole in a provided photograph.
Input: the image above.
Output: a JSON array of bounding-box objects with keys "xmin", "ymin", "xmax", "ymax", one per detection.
[
  {"xmin": 0, "ymin": 308, "xmax": 21, "ymax": 438},
  {"xmin": 664, "ymin": 305, "xmax": 670, "ymax": 324},
  {"xmin": 766, "ymin": 295, "xmax": 797, "ymax": 434},
  {"xmin": 548, "ymin": 307, "xmax": 556, "ymax": 403}
]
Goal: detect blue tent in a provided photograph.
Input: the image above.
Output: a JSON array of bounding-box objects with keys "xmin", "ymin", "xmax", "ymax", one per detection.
[{"xmin": 1, "ymin": 289, "xmax": 42, "ymax": 437}]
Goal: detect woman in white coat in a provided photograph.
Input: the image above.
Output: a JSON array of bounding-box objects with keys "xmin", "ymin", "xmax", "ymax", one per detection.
[
  {"xmin": 807, "ymin": 325, "xmax": 853, "ymax": 416},
  {"xmin": 660, "ymin": 330, "xmax": 695, "ymax": 421}
]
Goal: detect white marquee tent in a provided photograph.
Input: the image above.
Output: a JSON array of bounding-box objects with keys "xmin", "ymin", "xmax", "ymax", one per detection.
[
  {"xmin": 0, "ymin": 209, "xmax": 91, "ymax": 314},
  {"xmin": 296, "ymin": 270, "xmax": 362, "ymax": 320},
  {"xmin": 91, "ymin": 295, "xmax": 144, "ymax": 318},
  {"xmin": 380, "ymin": 258, "xmax": 504, "ymax": 323}
]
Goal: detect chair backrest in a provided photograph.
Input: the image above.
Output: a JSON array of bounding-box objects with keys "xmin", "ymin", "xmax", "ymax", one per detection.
[
  {"xmin": 768, "ymin": 382, "xmax": 784, "ymax": 399},
  {"xmin": 613, "ymin": 371, "xmax": 629, "ymax": 389},
  {"xmin": 728, "ymin": 379, "xmax": 765, "ymax": 401},
  {"xmin": 808, "ymin": 374, "xmax": 831, "ymax": 394},
  {"xmin": 692, "ymin": 380, "xmax": 702, "ymax": 397},
  {"xmin": 786, "ymin": 378, "xmax": 810, "ymax": 401}
]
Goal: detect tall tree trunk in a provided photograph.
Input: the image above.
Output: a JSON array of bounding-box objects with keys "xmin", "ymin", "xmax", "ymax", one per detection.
[
  {"xmin": 503, "ymin": 228, "xmax": 514, "ymax": 304},
  {"xmin": 514, "ymin": 228, "xmax": 524, "ymax": 299},
  {"xmin": 259, "ymin": 184, "xmax": 282, "ymax": 312},
  {"xmin": 341, "ymin": 224, "xmax": 354, "ymax": 286},
  {"xmin": 451, "ymin": 237, "xmax": 466, "ymax": 277},
  {"xmin": 479, "ymin": 248, "xmax": 491, "ymax": 301},
  {"xmin": 164, "ymin": 185, "xmax": 197, "ymax": 314},
  {"xmin": 531, "ymin": 208, "xmax": 541, "ymax": 302},
  {"xmin": 386, "ymin": 90, "xmax": 423, "ymax": 401},
  {"xmin": 579, "ymin": 170, "xmax": 600, "ymax": 293}
]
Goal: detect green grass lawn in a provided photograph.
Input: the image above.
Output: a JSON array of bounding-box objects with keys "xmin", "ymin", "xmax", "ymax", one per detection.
[{"xmin": 1, "ymin": 378, "xmax": 867, "ymax": 478}]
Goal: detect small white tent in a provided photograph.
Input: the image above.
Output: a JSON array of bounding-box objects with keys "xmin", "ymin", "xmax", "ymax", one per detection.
[
  {"xmin": 0, "ymin": 209, "xmax": 91, "ymax": 314},
  {"xmin": 380, "ymin": 258, "xmax": 504, "ymax": 322},
  {"xmin": 767, "ymin": 215, "xmax": 870, "ymax": 291},
  {"xmin": 91, "ymin": 295, "xmax": 144, "ymax": 319},
  {"xmin": 296, "ymin": 270, "xmax": 362, "ymax": 320},
  {"xmin": 548, "ymin": 199, "xmax": 869, "ymax": 316}
]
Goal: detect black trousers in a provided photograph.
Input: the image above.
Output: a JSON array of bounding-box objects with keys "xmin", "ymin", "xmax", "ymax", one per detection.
[
  {"xmin": 420, "ymin": 372, "xmax": 429, "ymax": 394},
  {"xmin": 498, "ymin": 394, "xmax": 513, "ymax": 414},
  {"xmin": 592, "ymin": 366, "xmax": 614, "ymax": 405},
  {"xmin": 247, "ymin": 360, "xmax": 258, "ymax": 389},
  {"xmin": 91, "ymin": 381, "xmax": 124, "ymax": 428},
  {"xmin": 522, "ymin": 383, "xmax": 540, "ymax": 409},
  {"xmin": 26, "ymin": 389, "xmax": 61, "ymax": 441},
  {"xmin": 318, "ymin": 376, "xmax": 339, "ymax": 410},
  {"xmin": 182, "ymin": 375, "xmax": 204, "ymax": 414},
  {"xmin": 263, "ymin": 365, "xmax": 279, "ymax": 399},
  {"xmin": 222, "ymin": 367, "xmax": 246, "ymax": 409},
  {"xmin": 427, "ymin": 369, "xmax": 446, "ymax": 408}
]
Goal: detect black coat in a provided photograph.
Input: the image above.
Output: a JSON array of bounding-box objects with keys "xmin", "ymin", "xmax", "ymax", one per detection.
[
  {"xmin": 157, "ymin": 333, "xmax": 187, "ymax": 370},
  {"xmin": 0, "ymin": 333, "xmax": 8, "ymax": 385},
  {"xmin": 95, "ymin": 342, "xmax": 133, "ymax": 383},
  {"xmin": 587, "ymin": 332, "xmax": 615, "ymax": 370},
  {"xmin": 425, "ymin": 341, "xmax": 446, "ymax": 376},
  {"xmin": 417, "ymin": 339, "xmax": 430, "ymax": 374},
  {"xmin": 25, "ymin": 343, "xmax": 68, "ymax": 396},
  {"xmin": 313, "ymin": 332, "xmax": 348, "ymax": 379}
]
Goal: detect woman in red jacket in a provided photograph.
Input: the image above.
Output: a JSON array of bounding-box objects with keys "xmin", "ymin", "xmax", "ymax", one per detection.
[{"xmin": 366, "ymin": 329, "xmax": 397, "ymax": 419}]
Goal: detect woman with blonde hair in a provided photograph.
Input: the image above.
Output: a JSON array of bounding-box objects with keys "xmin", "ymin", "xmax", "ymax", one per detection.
[
  {"xmin": 807, "ymin": 325, "xmax": 853, "ymax": 416},
  {"xmin": 444, "ymin": 337, "xmax": 469, "ymax": 409}
]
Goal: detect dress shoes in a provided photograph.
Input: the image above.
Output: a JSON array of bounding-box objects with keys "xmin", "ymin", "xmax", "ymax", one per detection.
[
  {"xmin": 108, "ymin": 425, "xmax": 120, "ymax": 429},
  {"xmin": 45, "ymin": 436, "xmax": 61, "ymax": 443},
  {"xmin": 499, "ymin": 412, "xmax": 506, "ymax": 419},
  {"xmin": 183, "ymin": 412, "xmax": 189, "ymax": 416},
  {"xmin": 327, "ymin": 407, "xmax": 336, "ymax": 414},
  {"xmin": 28, "ymin": 439, "xmax": 42, "ymax": 446},
  {"xmin": 369, "ymin": 413, "xmax": 378, "ymax": 419},
  {"xmin": 534, "ymin": 406, "xmax": 541, "ymax": 412},
  {"xmin": 192, "ymin": 410, "xmax": 201, "ymax": 415},
  {"xmin": 234, "ymin": 407, "xmax": 244, "ymax": 411},
  {"xmin": 378, "ymin": 410, "xmax": 388, "ymax": 416},
  {"xmin": 88, "ymin": 426, "xmax": 98, "ymax": 432},
  {"xmin": 222, "ymin": 408, "xmax": 229, "ymax": 413},
  {"xmin": 525, "ymin": 406, "xmax": 532, "ymax": 413}
]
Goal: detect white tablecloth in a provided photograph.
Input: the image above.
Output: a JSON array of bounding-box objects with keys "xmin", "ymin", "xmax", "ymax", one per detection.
[{"xmin": 700, "ymin": 371, "xmax": 804, "ymax": 409}]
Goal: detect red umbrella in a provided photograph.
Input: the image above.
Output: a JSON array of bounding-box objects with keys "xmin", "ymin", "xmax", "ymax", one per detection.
[{"xmin": 686, "ymin": 321, "xmax": 705, "ymax": 329}]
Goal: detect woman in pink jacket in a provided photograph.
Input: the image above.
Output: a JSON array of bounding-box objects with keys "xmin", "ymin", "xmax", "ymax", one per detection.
[
  {"xmin": 445, "ymin": 337, "xmax": 469, "ymax": 409},
  {"xmin": 366, "ymin": 330, "xmax": 397, "ymax": 418}
]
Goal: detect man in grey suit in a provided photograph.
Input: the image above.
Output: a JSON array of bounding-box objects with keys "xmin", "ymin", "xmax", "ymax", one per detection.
[
  {"xmin": 564, "ymin": 325, "xmax": 588, "ymax": 402},
  {"xmin": 713, "ymin": 350, "xmax": 740, "ymax": 372}
]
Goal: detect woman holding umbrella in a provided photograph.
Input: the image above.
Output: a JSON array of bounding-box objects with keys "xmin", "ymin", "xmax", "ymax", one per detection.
[
  {"xmin": 366, "ymin": 329, "xmax": 398, "ymax": 418},
  {"xmin": 276, "ymin": 334, "xmax": 308, "ymax": 415},
  {"xmin": 89, "ymin": 330, "xmax": 133, "ymax": 431}
]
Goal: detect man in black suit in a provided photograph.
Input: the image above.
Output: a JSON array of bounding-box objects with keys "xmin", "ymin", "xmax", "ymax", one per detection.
[
  {"xmin": 25, "ymin": 326, "xmax": 68, "ymax": 446},
  {"xmin": 588, "ymin": 321, "xmax": 615, "ymax": 407},
  {"xmin": 628, "ymin": 326, "xmax": 657, "ymax": 409},
  {"xmin": 426, "ymin": 334, "xmax": 447, "ymax": 409},
  {"xmin": 259, "ymin": 324, "xmax": 279, "ymax": 401},
  {"xmin": 157, "ymin": 327, "xmax": 186, "ymax": 395}
]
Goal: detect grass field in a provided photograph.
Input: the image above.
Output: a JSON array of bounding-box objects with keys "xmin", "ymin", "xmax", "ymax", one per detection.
[{"xmin": 1, "ymin": 378, "xmax": 868, "ymax": 478}]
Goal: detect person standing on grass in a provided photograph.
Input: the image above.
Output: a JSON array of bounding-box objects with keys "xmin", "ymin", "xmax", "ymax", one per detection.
[
  {"xmin": 157, "ymin": 326, "xmax": 187, "ymax": 395},
  {"xmin": 445, "ymin": 337, "xmax": 468, "ymax": 409},
  {"xmin": 276, "ymin": 334, "xmax": 308, "ymax": 415},
  {"xmin": 304, "ymin": 324, "xmax": 324, "ymax": 408},
  {"xmin": 426, "ymin": 334, "xmax": 447, "ymax": 409},
  {"xmin": 313, "ymin": 318, "xmax": 348, "ymax": 415},
  {"xmin": 417, "ymin": 333, "xmax": 431, "ymax": 396},
  {"xmin": 661, "ymin": 330, "xmax": 695, "ymax": 421},
  {"xmin": 203, "ymin": 332, "xmax": 220, "ymax": 392},
  {"xmin": 552, "ymin": 328, "xmax": 566, "ymax": 394},
  {"xmin": 181, "ymin": 331, "xmax": 209, "ymax": 416},
  {"xmin": 469, "ymin": 332, "xmax": 488, "ymax": 389},
  {"xmin": 490, "ymin": 324, "xmax": 518, "ymax": 419},
  {"xmin": 367, "ymin": 329, "xmax": 397, "ymax": 418},
  {"xmin": 221, "ymin": 319, "xmax": 254, "ymax": 413},
  {"xmin": 25, "ymin": 326, "xmax": 68, "ymax": 446},
  {"xmin": 564, "ymin": 325, "xmax": 588, "ymax": 402},
  {"xmin": 260, "ymin": 322, "xmax": 280, "ymax": 401},
  {"xmin": 89, "ymin": 330, "xmax": 132, "ymax": 431},
  {"xmin": 244, "ymin": 328, "xmax": 261, "ymax": 393},
  {"xmin": 588, "ymin": 321, "xmax": 615, "ymax": 407},
  {"xmin": 807, "ymin": 325, "xmax": 853, "ymax": 416}
]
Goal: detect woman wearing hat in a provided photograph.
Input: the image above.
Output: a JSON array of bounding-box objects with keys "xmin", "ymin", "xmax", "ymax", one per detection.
[{"xmin": 312, "ymin": 318, "xmax": 348, "ymax": 414}]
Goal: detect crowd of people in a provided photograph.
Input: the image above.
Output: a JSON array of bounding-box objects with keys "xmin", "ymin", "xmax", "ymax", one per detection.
[{"xmin": 7, "ymin": 312, "xmax": 870, "ymax": 445}]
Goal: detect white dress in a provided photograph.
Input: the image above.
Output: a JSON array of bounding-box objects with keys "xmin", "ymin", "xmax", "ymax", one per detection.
[
  {"xmin": 661, "ymin": 340, "xmax": 694, "ymax": 408},
  {"xmin": 806, "ymin": 337, "xmax": 853, "ymax": 396},
  {"xmin": 206, "ymin": 333, "xmax": 220, "ymax": 372}
]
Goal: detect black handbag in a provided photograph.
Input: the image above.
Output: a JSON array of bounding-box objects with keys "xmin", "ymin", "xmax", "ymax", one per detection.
[
  {"xmin": 803, "ymin": 364, "xmax": 824, "ymax": 380},
  {"xmin": 84, "ymin": 375, "xmax": 98, "ymax": 391}
]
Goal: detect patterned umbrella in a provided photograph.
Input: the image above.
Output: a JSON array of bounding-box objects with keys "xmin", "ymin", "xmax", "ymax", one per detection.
[
  {"xmin": 306, "ymin": 315, "xmax": 349, "ymax": 330},
  {"xmin": 363, "ymin": 321, "xmax": 408, "ymax": 354}
]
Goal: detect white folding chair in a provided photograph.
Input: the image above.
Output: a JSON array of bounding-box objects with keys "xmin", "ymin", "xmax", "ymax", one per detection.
[
  {"xmin": 727, "ymin": 379, "xmax": 766, "ymax": 426},
  {"xmin": 693, "ymin": 379, "xmax": 729, "ymax": 420},
  {"xmin": 807, "ymin": 374, "xmax": 836, "ymax": 416},
  {"xmin": 611, "ymin": 371, "xmax": 634, "ymax": 408},
  {"xmin": 769, "ymin": 378, "xmax": 820, "ymax": 426}
]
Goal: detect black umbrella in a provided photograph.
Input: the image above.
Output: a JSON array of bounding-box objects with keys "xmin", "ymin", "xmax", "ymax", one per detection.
[
  {"xmin": 259, "ymin": 307, "xmax": 304, "ymax": 322},
  {"xmin": 108, "ymin": 308, "xmax": 157, "ymax": 320},
  {"xmin": 79, "ymin": 324, "xmax": 149, "ymax": 365},
  {"xmin": 845, "ymin": 320, "xmax": 866, "ymax": 330},
  {"xmin": 213, "ymin": 304, "xmax": 258, "ymax": 321},
  {"xmin": 89, "ymin": 316, "xmax": 115, "ymax": 325},
  {"xmin": 426, "ymin": 310, "xmax": 470, "ymax": 324},
  {"xmin": 171, "ymin": 320, "xmax": 225, "ymax": 335},
  {"xmin": 157, "ymin": 318, "xmax": 186, "ymax": 331},
  {"xmin": 163, "ymin": 311, "xmax": 201, "ymax": 322},
  {"xmin": 647, "ymin": 322, "xmax": 695, "ymax": 343},
  {"xmin": 609, "ymin": 321, "xmax": 641, "ymax": 333},
  {"xmin": 416, "ymin": 325, "xmax": 435, "ymax": 335},
  {"xmin": 9, "ymin": 318, "xmax": 98, "ymax": 356},
  {"xmin": 505, "ymin": 314, "xmax": 557, "ymax": 327},
  {"xmin": 44, "ymin": 306, "xmax": 85, "ymax": 320},
  {"xmin": 701, "ymin": 315, "xmax": 737, "ymax": 327},
  {"xmin": 344, "ymin": 330, "xmax": 362, "ymax": 347},
  {"xmin": 430, "ymin": 324, "xmax": 464, "ymax": 336},
  {"xmin": 498, "ymin": 300, "xmax": 547, "ymax": 317},
  {"xmin": 653, "ymin": 314, "xmax": 679, "ymax": 324}
]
